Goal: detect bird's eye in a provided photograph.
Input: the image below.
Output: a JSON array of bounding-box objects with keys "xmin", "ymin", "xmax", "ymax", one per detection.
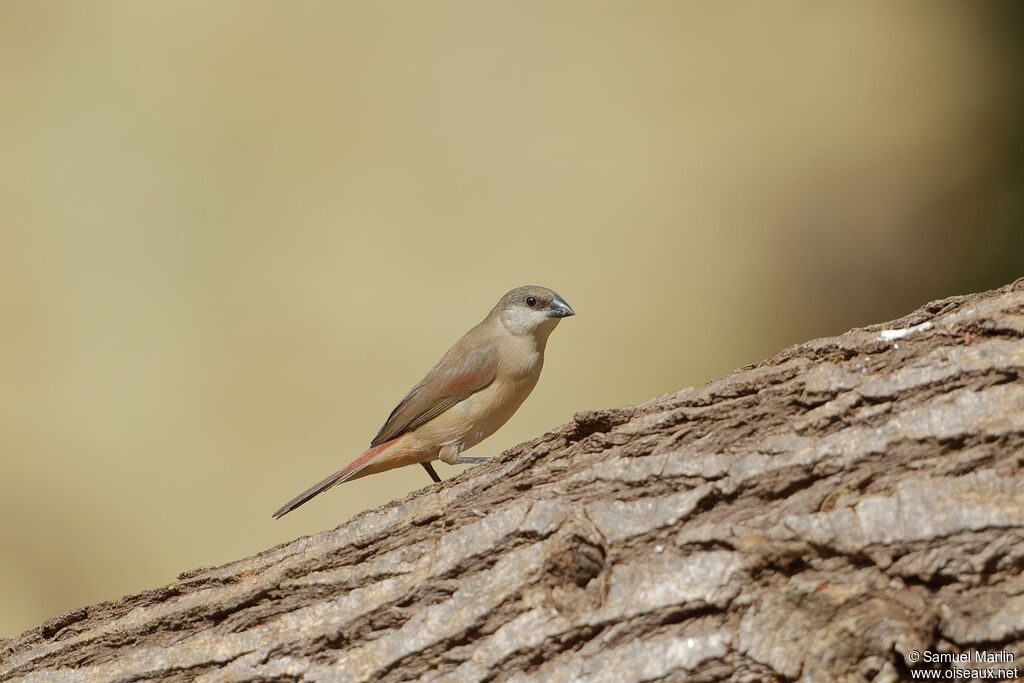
[{"xmin": 525, "ymin": 296, "xmax": 538, "ymax": 308}]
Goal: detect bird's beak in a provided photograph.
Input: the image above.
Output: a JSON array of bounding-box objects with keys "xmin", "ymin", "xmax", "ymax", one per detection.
[{"xmin": 546, "ymin": 295, "xmax": 575, "ymax": 318}]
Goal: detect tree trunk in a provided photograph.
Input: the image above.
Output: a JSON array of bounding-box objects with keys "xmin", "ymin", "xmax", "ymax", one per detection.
[{"xmin": 4, "ymin": 280, "xmax": 1024, "ymax": 683}]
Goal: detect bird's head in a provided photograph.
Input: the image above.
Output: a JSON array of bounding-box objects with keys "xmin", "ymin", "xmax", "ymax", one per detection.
[{"xmin": 493, "ymin": 285, "xmax": 575, "ymax": 338}]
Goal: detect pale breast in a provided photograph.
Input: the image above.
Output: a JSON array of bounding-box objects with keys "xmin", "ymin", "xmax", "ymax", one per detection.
[{"xmin": 468, "ymin": 371, "xmax": 541, "ymax": 446}]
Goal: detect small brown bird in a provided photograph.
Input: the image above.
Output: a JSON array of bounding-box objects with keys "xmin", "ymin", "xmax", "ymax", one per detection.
[{"xmin": 272, "ymin": 285, "xmax": 574, "ymax": 518}]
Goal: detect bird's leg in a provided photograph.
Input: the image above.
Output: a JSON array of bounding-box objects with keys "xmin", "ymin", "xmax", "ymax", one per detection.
[
  {"xmin": 420, "ymin": 462, "xmax": 442, "ymax": 483},
  {"xmin": 438, "ymin": 444, "xmax": 489, "ymax": 467}
]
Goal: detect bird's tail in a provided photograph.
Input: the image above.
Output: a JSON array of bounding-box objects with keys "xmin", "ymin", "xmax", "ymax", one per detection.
[{"xmin": 272, "ymin": 438, "xmax": 399, "ymax": 519}]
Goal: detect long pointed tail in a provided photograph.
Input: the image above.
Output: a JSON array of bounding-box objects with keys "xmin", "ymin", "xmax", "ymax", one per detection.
[{"xmin": 272, "ymin": 439, "xmax": 399, "ymax": 519}]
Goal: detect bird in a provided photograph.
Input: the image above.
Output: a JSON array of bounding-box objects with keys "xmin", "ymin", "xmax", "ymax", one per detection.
[{"xmin": 272, "ymin": 285, "xmax": 575, "ymax": 518}]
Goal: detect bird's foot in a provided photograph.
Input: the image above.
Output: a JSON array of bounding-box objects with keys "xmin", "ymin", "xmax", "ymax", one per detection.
[{"xmin": 453, "ymin": 456, "xmax": 489, "ymax": 465}]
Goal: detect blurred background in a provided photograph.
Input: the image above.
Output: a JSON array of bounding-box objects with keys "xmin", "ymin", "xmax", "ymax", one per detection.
[{"xmin": 1, "ymin": 1, "xmax": 1022, "ymax": 638}]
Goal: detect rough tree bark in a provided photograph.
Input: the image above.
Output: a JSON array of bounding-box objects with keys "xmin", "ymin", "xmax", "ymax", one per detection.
[{"xmin": 3, "ymin": 281, "xmax": 1024, "ymax": 683}]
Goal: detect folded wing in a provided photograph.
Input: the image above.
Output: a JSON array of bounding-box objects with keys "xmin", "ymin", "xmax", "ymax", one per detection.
[{"xmin": 372, "ymin": 340, "xmax": 499, "ymax": 446}]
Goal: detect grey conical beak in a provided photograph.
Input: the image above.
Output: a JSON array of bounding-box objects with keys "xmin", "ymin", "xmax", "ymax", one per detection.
[{"xmin": 547, "ymin": 294, "xmax": 575, "ymax": 318}]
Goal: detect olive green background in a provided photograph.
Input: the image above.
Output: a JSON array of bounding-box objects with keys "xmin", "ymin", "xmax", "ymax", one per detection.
[{"xmin": 2, "ymin": 2, "xmax": 1022, "ymax": 637}]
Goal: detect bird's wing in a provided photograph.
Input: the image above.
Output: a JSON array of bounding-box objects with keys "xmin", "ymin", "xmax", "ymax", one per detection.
[{"xmin": 371, "ymin": 338, "xmax": 499, "ymax": 446}]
